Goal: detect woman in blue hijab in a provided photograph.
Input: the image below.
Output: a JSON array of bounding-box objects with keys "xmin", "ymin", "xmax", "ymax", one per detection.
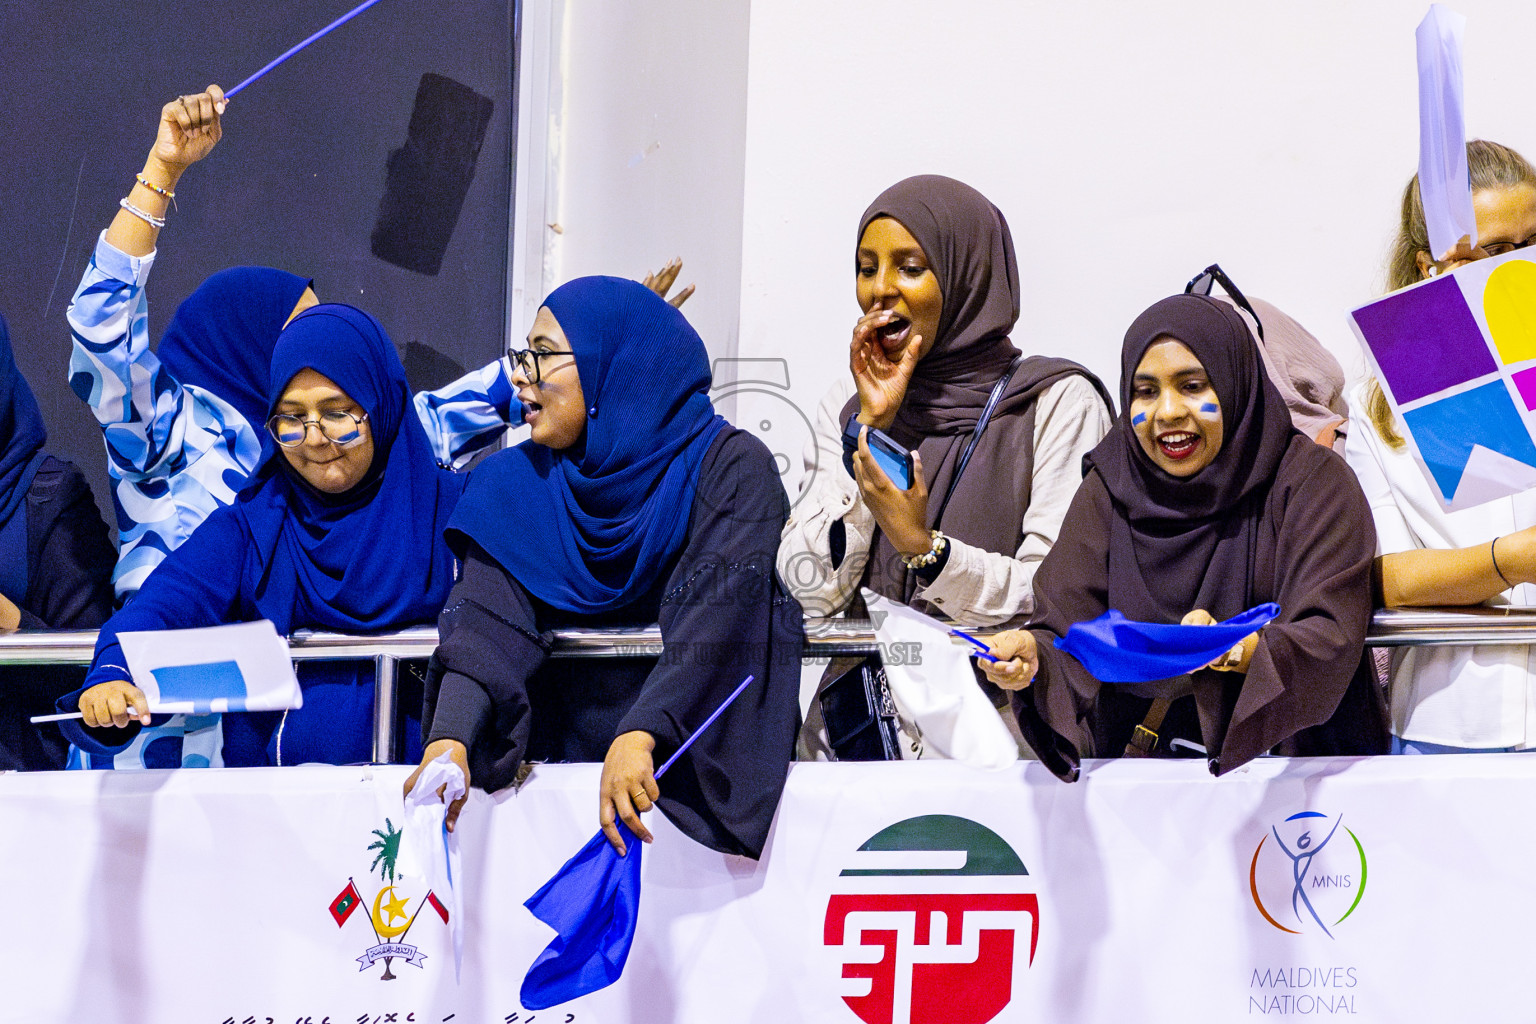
[
  {"xmin": 59, "ymin": 304, "xmax": 464, "ymax": 766},
  {"xmin": 0, "ymin": 315, "xmax": 116, "ymax": 770},
  {"xmin": 406, "ymin": 277, "xmax": 803, "ymax": 859}
]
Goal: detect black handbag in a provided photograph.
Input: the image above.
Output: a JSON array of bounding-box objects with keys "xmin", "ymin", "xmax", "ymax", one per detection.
[{"xmin": 819, "ymin": 354, "xmax": 1024, "ymax": 761}]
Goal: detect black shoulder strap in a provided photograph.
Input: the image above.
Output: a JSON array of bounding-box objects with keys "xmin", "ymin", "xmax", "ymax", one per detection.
[{"xmin": 931, "ymin": 352, "xmax": 1026, "ymax": 527}]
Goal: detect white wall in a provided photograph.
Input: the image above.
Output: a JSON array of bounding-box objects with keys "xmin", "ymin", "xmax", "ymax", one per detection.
[
  {"xmin": 732, "ymin": 0, "xmax": 1536, "ymax": 494},
  {"xmin": 542, "ymin": 2, "xmax": 1536, "ymax": 497},
  {"xmin": 533, "ymin": 0, "xmax": 751, "ymax": 377}
]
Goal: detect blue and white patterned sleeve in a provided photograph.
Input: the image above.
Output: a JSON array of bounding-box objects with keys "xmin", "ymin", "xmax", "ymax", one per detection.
[
  {"xmin": 413, "ymin": 355, "xmax": 520, "ymax": 469},
  {"xmin": 66, "ymin": 231, "xmax": 265, "ymax": 600},
  {"xmin": 66, "ymin": 231, "xmax": 189, "ymax": 481}
]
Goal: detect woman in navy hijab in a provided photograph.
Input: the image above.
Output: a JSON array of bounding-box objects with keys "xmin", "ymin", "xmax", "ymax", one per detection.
[
  {"xmin": 406, "ymin": 277, "xmax": 803, "ymax": 859},
  {"xmin": 59, "ymin": 304, "xmax": 464, "ymax": 766},
  {"xmin": 0, "ymin": 315, "xmax": 115, "ymax": 770}
]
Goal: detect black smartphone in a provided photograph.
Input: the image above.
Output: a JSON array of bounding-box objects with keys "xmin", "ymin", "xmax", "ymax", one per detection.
[{"xmin": 862, "ymin": 425, "xmax": 915, "ymax": 490}]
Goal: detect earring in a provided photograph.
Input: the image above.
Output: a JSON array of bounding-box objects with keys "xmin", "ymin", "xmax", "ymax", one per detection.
[
  {"xmin": 588, "ymin": 404, "xmax": 598, "ymax": 418},
  {"xmin": 1426, "ymin": 264, "xmax": 1441, "ymax": 278}
]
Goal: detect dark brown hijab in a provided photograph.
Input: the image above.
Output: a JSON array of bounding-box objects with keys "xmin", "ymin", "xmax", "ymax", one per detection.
[
  {"xmin": 840, "ymin": 175, "xmax": 1111, "ymax": 607},
  {"xmin": 1086, "ymin": 293, "xmax": 1298, "ymax": 622},
  {"xmin": 1018, "ymin": 294, "xmax": 1386, "ymax": 779}
]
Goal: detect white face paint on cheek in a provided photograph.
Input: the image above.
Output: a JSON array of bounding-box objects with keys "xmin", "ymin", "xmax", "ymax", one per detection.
[{"xmin": 1198, "ymin": 402, "xmax": 1220, "ymax": 418}]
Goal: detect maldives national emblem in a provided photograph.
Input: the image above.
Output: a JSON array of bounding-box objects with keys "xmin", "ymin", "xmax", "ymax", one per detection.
[{"xmin": 328, "ymin": 819, "xmax": 450, "ymax": 979}]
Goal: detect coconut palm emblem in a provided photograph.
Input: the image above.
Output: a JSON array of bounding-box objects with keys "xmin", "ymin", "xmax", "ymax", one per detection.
[{"xmin": 327, "ymin": 818, "xmax": 450, "ymax": 980}]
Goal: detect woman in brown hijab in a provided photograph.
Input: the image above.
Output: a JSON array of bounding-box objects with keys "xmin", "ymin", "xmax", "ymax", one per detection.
[
  {"xmin": 978, "ymin": 294, "xmax": 1388, "ymax": 779},
  {"xmin": 777, "ymin": 175, "xmax": 1112, "ymax": 627}
]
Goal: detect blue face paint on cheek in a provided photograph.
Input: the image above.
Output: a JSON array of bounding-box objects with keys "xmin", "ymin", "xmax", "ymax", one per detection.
[
  {"xmin": 1131, "ymin": 411, "xmax": 1148, "ymax": 426},
  {"xmin": 1199, "ymin": 403, "xmax": 1219, "ymax": 416}
]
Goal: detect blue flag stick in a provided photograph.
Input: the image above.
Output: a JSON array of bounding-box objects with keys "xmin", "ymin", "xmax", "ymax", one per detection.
[
  {"xmin": 653, "ymin": 674, "xmax": 754, "ymax": 780},
  {"xmin": 225, "ymin": 0, "xmax": 390, "ymax": 99}
]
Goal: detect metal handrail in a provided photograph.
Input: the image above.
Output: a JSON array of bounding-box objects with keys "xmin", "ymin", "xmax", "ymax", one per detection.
[{"xmin": 18, "ymin": 608, "xmax": 1536, "ymax": 763}]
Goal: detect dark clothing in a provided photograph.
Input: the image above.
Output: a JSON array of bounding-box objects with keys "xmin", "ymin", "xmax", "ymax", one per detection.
[
  {"xmin": 1, "ymin": 456, "xmax": 116, "ymax": 770},
  {"xmin": 424, "ymin": 428, "xmax": 804, "ymax": 858},
  {"xmin": 1017, "ymin": 439, "xmax": 1389, "ymax": 780}
]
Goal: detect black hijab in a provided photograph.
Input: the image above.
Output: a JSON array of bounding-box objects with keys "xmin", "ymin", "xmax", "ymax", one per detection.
[{"xmin": 1085, "ymin": 294, "xmax": 1300, "ymax": 622}]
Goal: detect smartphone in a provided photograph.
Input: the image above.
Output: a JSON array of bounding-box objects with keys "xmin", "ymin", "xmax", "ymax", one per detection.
[{"xmin": 863, "ymin": 426, "xmax": 915, "ymax": 490}]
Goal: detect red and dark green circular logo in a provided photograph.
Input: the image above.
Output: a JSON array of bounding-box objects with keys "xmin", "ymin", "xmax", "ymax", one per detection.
[{"xmin": 823, "ymin": 815, "xmax": 1038, "ymax": 1024}]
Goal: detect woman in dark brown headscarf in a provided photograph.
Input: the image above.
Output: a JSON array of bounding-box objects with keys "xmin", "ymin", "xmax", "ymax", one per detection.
[
  {"xmin": 978, "ymin": 294, "xmax": 1388, "ymax": 780},
  {"xmin": 777, "ymin": 175, "xmax": 1112, "ymax": 629}
]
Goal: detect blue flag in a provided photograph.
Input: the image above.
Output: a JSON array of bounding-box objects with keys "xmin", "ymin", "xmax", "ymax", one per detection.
[
  {"xmin": 518, "ymin": 674, "xmax": 756, "ymax": 1010},
  {"xmin": 520, "ymin": 822, "xmax": 643, "ymax": 1011},
  {"xmin": 1054, "ymin": 603, "xmax": 1280, "ymax": 683}
]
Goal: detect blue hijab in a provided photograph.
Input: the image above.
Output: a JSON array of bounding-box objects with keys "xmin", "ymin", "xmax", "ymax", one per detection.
[
  {"xmin": 236, "ymin": 304, "xmax": 464, "ymax": 633},
  {"xmin": 448, "ymin": 277, "xmax": 727, "ymax": 613},
  {"xmin": 157, "ymin": 266, "xmax": 311, "ymax": 431},
  {"xmin": 0, "ymin": 315, "xmax": 48, "ymax": 601}
]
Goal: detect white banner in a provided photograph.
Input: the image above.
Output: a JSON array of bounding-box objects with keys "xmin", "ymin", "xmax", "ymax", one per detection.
[{"xmin": 2, "ymin": 755, "xmax": 1532, "ymax": 1023}]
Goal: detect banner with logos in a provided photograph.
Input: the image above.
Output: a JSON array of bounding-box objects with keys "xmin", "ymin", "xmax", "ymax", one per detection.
[{"xmin": 3, "ymin": 755, "xmax": 1534, "ymax": 1023}]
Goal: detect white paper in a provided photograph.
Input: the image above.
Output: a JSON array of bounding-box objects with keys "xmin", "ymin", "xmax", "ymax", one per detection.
[
  {"xmin": 401, "ymin": 753, "xmax": 466, "ymax": 980},
  {"xmin": 116, "ymin": 620, "xmax": 302, "ymax": 715},
  {"xmin": 1416, "ymin": 4, "xmax": 1477, "ymax": 261},
  {"xmin": 861, "ymin": 589, "xmax": 1017, "ymax": 771}
]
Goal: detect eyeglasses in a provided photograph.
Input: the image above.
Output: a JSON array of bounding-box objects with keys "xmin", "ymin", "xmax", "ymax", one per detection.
[
  {"xmin": 1434, "ymin": 236, "xmax": 1536, "ymax": 272},
  {"xmin": 508, "ymin": 347, "xmax": 575, "ymax": 385},
  {"xmin": 1185, "ymin": 263, "xmax": 1265, "ymax": 342},
  {"xmin": 265, "ymin": 410, "xmax": 369, "ymax": 448}
]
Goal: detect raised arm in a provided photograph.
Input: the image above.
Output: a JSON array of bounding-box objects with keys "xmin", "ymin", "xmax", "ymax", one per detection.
[{"xmin": 67, "ymin": 86, "xmax": 226, "ymax": 472}]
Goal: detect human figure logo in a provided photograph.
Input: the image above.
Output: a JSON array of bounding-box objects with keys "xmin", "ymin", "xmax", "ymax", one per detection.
[
  {"xmin": 1249, "ymin": 811, "xmax": 1369, "ymax": 937},
  {"xmin": 823, "ymin": 815, "xmax": 1038, "ymax": 1024}
]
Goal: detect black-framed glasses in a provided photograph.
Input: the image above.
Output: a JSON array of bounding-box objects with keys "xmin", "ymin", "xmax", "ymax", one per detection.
[
  {"xmin": 265, "ymin": 410, "xmax": 369, "ymax": 448},
  {"xmin": 508, "ymin": 347, "xmax": 575, "ymax": 385},
  {"xmin": 1185, "ymin": 263, "xmax": 1264, "ymax": 342}
]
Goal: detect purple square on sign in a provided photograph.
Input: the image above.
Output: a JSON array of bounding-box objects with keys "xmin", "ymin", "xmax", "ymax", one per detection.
[{"xmin": 1352, "ymin": 276, "xmax": 1496, "ymax": 404}]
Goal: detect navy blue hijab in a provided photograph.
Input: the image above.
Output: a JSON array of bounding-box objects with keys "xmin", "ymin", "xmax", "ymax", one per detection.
[
  {"xmin": 236, "ymin": 304, "xmax": 464, "ymax": 633},
  {"xmin": 448, "ymin": 277, "xmax": 727, "ymax": 613},
  {"xmin": 0, "ymin": 315, "xmax": 48, "ymax": 600},
  {"xmin": 157, "ymin": 266, "xmax": 311, "ymax": 431}
]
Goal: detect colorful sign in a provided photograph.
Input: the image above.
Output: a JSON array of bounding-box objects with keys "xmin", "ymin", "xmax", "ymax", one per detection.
[
  {"xmin": 823, "ymin": 815, "xmax": 1038, "ymax": 1024},
  {"xmin": 1350, "ymin": 251, "xmax": 1536, "ymax": 511}
]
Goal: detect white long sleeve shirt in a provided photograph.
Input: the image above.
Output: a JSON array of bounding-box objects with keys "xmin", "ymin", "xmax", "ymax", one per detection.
[{"xmin": 777, "ymin": 374, "xmax": 1112, "ymax": 627}]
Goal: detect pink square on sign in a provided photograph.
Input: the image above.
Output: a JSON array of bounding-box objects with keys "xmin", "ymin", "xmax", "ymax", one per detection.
[{"xmin": 1513, "ymin": 366, "xmax": 1536, "ymax": 411}]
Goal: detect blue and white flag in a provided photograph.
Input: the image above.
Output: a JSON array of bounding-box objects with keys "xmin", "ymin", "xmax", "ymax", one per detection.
[{"xmin": 116, "ymin": 620, "xmax": 302, "ymax": 715}]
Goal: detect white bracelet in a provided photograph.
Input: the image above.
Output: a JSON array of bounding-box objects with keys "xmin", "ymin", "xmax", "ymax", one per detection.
[{"xmin": 119, "ymin": 196, "xmax": 166, "ymax": 229}]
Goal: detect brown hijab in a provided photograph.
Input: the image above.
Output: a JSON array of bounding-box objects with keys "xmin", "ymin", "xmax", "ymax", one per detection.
[
  {"xmin": 839, "ymin": 175, "xmax": 1111, "ymax": 608},
  {"xmin": 1018, "ymin": 294, "xmax": 1386, "ymax": 779},
  {"xmin": 1087, "ymin": 294, "xmax": 1298, "ymax": 623}
]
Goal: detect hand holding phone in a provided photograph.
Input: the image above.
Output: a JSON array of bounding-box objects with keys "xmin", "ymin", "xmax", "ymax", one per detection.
[{"xmin": 842, "ymin": 418, "xmax": 914, "ymax": 489}]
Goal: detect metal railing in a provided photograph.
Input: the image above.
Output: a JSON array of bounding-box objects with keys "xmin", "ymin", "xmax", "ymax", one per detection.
[{"xmin": 13, "ymin": 607, "xmax": 1536, "ymax": 762}]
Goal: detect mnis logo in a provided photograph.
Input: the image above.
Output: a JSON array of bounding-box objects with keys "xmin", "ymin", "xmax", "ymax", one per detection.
[
  {"xmin": 1249, "ymin": 811, "xmax": 1369, "ymax": 938},
  {"xmin": 823, "ymin": 815, "xmax": 1038, "ymax": 1024}
]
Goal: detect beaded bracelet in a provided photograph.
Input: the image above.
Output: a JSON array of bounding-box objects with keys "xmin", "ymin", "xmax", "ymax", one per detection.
[
  {"xmin": 134, "ymin": 173, "xmax": 175, "ymax": 199},
  {"xmin": 900, "ymin": 529, "xmax": 948, "ymax": 570},
  {"xmin": 119, "ymin": 197, "xmax": 166, "ymax": 230}
]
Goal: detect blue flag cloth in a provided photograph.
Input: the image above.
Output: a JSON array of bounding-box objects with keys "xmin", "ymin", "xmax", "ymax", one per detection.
[
  {"xmin": 520, "ymin": 822, "xmax": 643, "ymax": 1011},
  {"xmin": 1054, "ymin": 603, "xmax": 1281, "ymax": 683},
  {"xmin": 517, "ymin": 674, "xmax": 756, "ymax": 1010}
]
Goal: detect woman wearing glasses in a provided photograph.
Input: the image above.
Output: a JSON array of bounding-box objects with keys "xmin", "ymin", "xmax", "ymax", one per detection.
[
  {"xmin": 1345, "ymin": 140, "xmax": 1536, "ymax": 755},
  {"xmin": 57, "ymin": 305, "xmax": 464, "ymax": 768},
  {"xmin": 66, "ymin": 86, "xmax": 685, "ymax": 768},
  {"xmin": 405, "ymin": 277, "xmax": 802, "ymax": 858}
]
